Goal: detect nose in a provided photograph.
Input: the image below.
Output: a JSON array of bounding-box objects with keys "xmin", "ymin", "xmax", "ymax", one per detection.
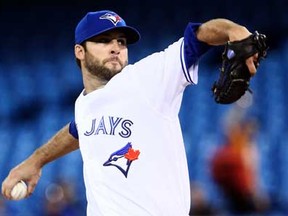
[{"xmin": 110, "ymin": 39, "xmax": 120, "ymax": 54}]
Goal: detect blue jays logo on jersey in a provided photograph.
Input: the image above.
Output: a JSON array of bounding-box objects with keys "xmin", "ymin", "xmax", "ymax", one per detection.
[
  {"xmin": 100, "ymin": 13, "xmax": 122, "ymax": 26},
  {"xmin": 103, "ymin": 142, "xmax": 140, "ymax": 178}
]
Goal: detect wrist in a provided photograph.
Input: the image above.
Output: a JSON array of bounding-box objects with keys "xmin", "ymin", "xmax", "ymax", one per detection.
[
  {"xmin": 228, "ymin": 26, "xmax": 251, "ymax": 42},
  {"xmin": 28, "ymin": 149, "xmax": 47, "ymax": 169}
]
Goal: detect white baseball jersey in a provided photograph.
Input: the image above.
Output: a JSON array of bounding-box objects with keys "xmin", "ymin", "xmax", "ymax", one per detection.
[{"xmin": 74, "ymin": 23, "xmax": 211, "ymax": 216}]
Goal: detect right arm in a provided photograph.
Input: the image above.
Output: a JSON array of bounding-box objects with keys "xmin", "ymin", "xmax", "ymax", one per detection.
[{"xmin": 1, "ymin": 123, "xmax": 79, "ymax": 200}]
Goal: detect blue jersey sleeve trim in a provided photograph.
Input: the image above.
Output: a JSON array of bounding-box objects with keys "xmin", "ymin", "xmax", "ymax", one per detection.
[
  {"xmin": 182, "ymin": 23, "xmax": 212, "ymax": 75},
  {"xmin": 69, "ymin": 120, "xmax": 79, "ymax": 139},
  {"xmin": 180, "ymin": 40, "xmax": 192, "ymax": 83}
]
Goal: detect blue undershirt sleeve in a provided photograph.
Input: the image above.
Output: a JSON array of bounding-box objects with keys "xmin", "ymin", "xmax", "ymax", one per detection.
[
  {"xmin": 69, "ymin": 119, "xmax": 79, "ymax": 139},
  {"xmin": 183, "ymin": 22, "xmax": 212, "ymax": 69}
]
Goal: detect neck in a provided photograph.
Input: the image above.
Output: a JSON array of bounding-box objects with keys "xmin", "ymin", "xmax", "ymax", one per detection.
[{"xmin": 82, "ymin": 72, "xmax": 108, "ymax": 94}]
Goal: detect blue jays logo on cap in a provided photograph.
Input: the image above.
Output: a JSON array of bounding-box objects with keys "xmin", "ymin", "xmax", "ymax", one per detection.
[
  {"xmin": 100, "ymin": 13, "xmax": 122, "ymax": 26},
  {"xmin": 75, "ymin": 10, "xmax": 140, "ymax": 45},
  {"xmin": 103, "ymin": 142, "xmax": 140, "ymax": 178}
]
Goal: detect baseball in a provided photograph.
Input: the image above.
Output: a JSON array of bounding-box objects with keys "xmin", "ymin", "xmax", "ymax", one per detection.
[{"xmin": 10, "ymin": 180, "xmax": 28, "ymax": 200}]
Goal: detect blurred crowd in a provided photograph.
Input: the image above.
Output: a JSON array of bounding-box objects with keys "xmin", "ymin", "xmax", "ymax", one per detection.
[{"xmin": 189, "ymin": 105, "xmax": 272, "ymax": 215}]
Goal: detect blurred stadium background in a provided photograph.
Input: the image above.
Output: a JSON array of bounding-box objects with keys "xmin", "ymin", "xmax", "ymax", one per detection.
[{"xmin": 0, "ymin": 0, "xmax": 287, "ymax": 215}]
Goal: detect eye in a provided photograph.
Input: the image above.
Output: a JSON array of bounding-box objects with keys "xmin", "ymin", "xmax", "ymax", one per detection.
[
  {"xmin": 97, "ymin": 38, "xmax": 111, "ymax": 43},
  {"xmin": 88, "ymin": 37, "xmax": 111, "ymax": 44},
  {"xmin": 118, "ymin": 38, "xmax": 127, "ymax": 46}
]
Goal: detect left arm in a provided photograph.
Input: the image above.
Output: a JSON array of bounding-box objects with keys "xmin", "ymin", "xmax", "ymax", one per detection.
[
  {"xmin": 196, "ymin": 18, "xmax": 251, "ymax": 45},
  {"xmin": 196, "ymin": 18, "xmax": 258, "ymax": 74}
]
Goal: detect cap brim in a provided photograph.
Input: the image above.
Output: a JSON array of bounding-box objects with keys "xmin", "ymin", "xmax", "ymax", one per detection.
[{"xmin": 84, "ymin": 26, "xmax": 140, "ymax": 45}]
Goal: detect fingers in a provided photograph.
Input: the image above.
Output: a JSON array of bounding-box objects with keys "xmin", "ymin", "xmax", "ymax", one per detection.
[
  {"xmin": 26, "ymin": 180, "xmax": 38, "ymax": 197},
  {"xmin": 2, "ymin": 174, "xmax": 38, "ymax": 200},
  {"xmin": 246, "ymin": 54, "xmax": 259, "ymax": 76},
  {"xmin": 1, "ymin": 171, "xmax": 20, "ymax": 200},
  {"xmin": 1, "ymin": 163, "xmax": 42, "ymax": 200}
]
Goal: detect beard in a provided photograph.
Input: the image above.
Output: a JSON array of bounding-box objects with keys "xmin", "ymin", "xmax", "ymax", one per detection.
[{"xmin": 84, "ymin": 51, "xmax": 128, "ymax": 82}]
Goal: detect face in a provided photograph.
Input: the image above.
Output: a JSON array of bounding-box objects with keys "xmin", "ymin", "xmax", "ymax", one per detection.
[{"xmin": 78, "ymin": 30, "xmax": 128, "ymax": 81}]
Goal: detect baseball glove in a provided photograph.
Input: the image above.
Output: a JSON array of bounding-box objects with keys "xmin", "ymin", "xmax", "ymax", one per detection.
[{"xmin": 212, "ymin": 31, "xmax": 268, "ymax": 104}]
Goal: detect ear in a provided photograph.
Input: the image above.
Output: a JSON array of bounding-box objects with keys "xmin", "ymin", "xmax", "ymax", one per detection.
[{"xmin": 75, "ymin": 44, "xmax": 85, "ymax": 60}]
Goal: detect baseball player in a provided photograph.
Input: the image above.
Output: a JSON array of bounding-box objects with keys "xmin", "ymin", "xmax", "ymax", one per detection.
[{"xmin": 2, "ymin": 10, "xmax": 259, "ymax": 215}]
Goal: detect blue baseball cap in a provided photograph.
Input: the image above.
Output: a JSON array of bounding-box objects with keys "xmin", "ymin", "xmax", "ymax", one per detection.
[{"xmin": 75, "ymin": 10, "xmax": 141, "ymax": 45}]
